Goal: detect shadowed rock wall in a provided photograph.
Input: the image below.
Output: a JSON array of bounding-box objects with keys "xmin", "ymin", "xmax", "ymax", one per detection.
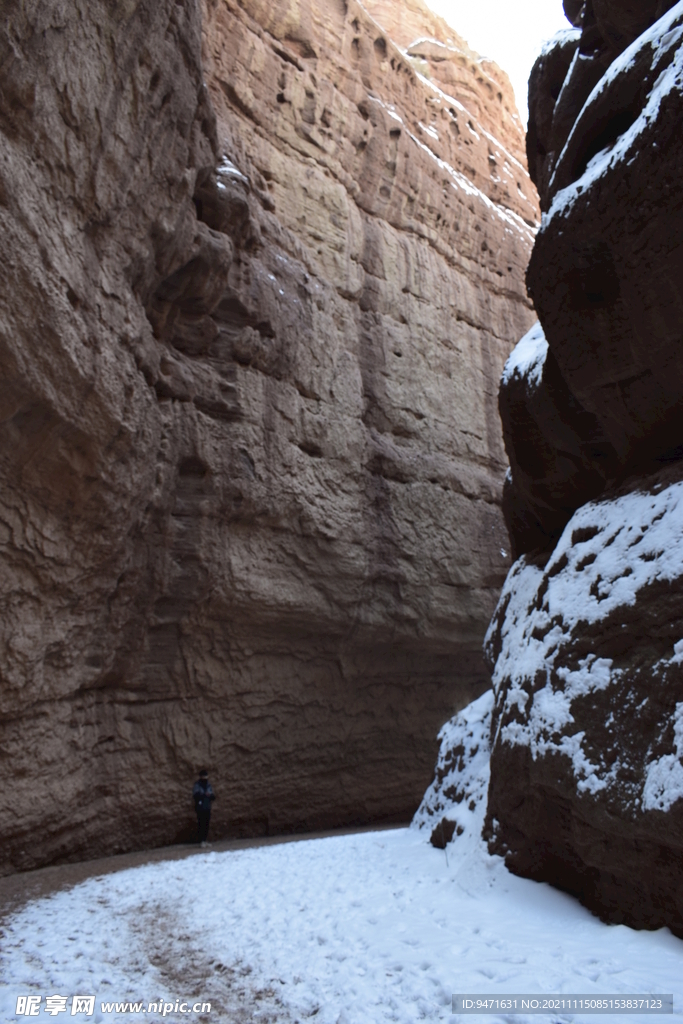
[
  {"xmin": 483, "ymin": 0, "xmax": 683, "ymax": 934},
  {"xmin": 0, "ymin": 0, "xmax": 537, "ymax": 872}
]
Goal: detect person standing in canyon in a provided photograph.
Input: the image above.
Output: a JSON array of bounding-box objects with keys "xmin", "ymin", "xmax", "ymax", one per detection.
[{"xmin": 192, "ymin": 769, "xmax": 216, "ymax": 848}]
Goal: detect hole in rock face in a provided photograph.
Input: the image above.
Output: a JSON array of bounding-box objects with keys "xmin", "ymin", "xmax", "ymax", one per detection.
[
  {"xmin": 178, "ymin": 456, "xmax": 208, "ymax": 478},
  {"xmin": 239, "ymin": 449, "xmax": 256, "ymax": 477},
  {"xmin": 578, "ymin": 3, "xmax": 610, "ymax": 58},
  {"xmin": 302, "ymin": 90, "xmax": 316, "ymax": 123},
  {"xmin": 374, "ymin": 36, "xmax": 387, "ymax": 59},
  {"xmin": 298, "ymin": 441, "xmax": 323, "ymax": 458},
  {"xmin": 284, "ymin": 35, "xmax": 317, "ymax": 59},
  {"xmin": 657, "ymin": 441, "xmax": 683, "ymax": 464},
  {"xmin": 389, "ymin": 127, "xmax": 401, "ymax": 138},
  {"xmin": 256, "ymin": 320, "xmax": 275, "ymax": 338},
  {"xmin": 565, "ymin": 241, "xmax": 620, "ymax": 311}
]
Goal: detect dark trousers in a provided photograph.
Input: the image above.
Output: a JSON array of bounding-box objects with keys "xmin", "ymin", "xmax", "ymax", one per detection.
[{"xmin": 197, "ymin": 809, "xmax": 211, "ymax": 843}]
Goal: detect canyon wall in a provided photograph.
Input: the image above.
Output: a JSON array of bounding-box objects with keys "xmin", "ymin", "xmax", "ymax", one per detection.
[
  {"xmin": 481, "ymin": 0, "xmax": 683, "ymax": 934},
  {"xmin": 0, "ymin": 0, "xmax": 537, "ymax": 872}
]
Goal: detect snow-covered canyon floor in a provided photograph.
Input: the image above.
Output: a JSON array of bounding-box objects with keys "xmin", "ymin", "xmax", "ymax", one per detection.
[{"xmin": 1, "ymin": 819, "xmax": 681, "ymax": 1023}]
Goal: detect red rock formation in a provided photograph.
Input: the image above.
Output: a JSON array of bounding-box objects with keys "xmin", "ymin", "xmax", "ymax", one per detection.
[
  {"xmin": 0, "ymin": 0, "xmax": 536, "ymax": 872},
  {"xmin": 484, "ymin": 0, "xmax": 683, "ymax": 934},
  {"xmin": 363, "ymin": 0, "xmax": 525, "ymax": 160}
]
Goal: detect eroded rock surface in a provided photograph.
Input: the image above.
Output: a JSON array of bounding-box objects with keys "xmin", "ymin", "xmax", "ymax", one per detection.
[
  {"xmin": 485, "ymin": 0, "xmax": 683, "ymax": 933},
  {"xmin": 509, "ymin": 0, "xmax": 683, "ymax": 555},
  {"xmin": 363, "ymin": 0, "xmax": 526, "ymax": 159},
  {"xmin": 486, "ymin": 465, "xmax": 683, "ymax": 934},
  {"xmin": 0, "ymin": 0, "xmax": 536, "ymax": 871}
]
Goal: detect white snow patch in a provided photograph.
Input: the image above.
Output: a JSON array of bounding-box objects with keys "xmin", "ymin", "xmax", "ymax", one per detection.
[
  {"xmin": 652, "ymin": 22, "xmax": 683, "ymax": 66},
  {"xmin": 643, "ymin": 703, "xmax": 683, "ymax": 811},
  {"xmin": 413, "ymin": 690, "xmax": 492, "ymax": 863},
  {"xmin": 3, "ymin": 821, "xmax": 683, "ymax": 1022},
  {"xmin": 217, "ymin": 155, "xmax": 248, "ymax": 188},
  {"xmin": 500, "ymin": 655, "xmax": 620, "ymax": 795},
  {"xmin": 480, "ymin": 127, "xmax": 528, "ymax": 175},
  {"xmin": 488, "ymin": 478, "xmax": 683, "ymax": 800},
  {"xmin": 370, "ymin": 87, "xmax": 537, "ymax": 229},
  {"xmin": 501, "ymin": 321, "xmax": 547, "ymax": 388},
  {"xmin": 418, "ymin": 120, "xmax": 439, "ymax": 141},
  {"xmin": 404, "ymin": 128, "xmax": 536, "ymax": 243},
  {"xmin": 538, "ymin": 27, "xmax": 581, "ymax": 59}
]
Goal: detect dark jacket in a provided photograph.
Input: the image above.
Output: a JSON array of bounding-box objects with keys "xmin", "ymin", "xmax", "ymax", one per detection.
[{"xmin": 193, "ymin": 779, "xmax": 216, "ymax": 813}]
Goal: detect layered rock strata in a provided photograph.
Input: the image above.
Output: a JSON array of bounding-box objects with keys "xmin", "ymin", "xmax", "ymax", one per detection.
[
  {"xmin": 362, "ymin": 0, "xmax": 525, "ymax": 157},
  {"xmin": 0, "ymin": 0, "xmax": 537, "ymax": 872},
  {"xmin": 483, "ymin": 0, "xmax": 683, "ymax": 933}
]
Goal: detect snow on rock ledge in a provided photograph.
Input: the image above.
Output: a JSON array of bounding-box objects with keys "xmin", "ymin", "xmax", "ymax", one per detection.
[
  {"xmin": 501, "ymin": 321, "xmax": 547, "ymax": 390},
  {"xmin": 484, "ymin": 464, "xmax": 683, "ymax": 935}
]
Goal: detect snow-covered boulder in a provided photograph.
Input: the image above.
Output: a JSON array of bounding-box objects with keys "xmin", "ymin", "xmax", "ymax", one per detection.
[
  {"xmin": 485, "ymin": 464, "xmax": 683, "ymax": 935},
  {"xmin": 413, "ymin": 689, "xmax": 492, "ymax": 852},
  {"xmin": 482, "ymin": 0, "xmax": 683, "ymax": 936}
]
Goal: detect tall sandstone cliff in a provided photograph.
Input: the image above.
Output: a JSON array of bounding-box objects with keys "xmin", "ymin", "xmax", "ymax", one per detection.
[{"xmin": 0, "ymin": 0, "xmax": 537, "ymax": 872}]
